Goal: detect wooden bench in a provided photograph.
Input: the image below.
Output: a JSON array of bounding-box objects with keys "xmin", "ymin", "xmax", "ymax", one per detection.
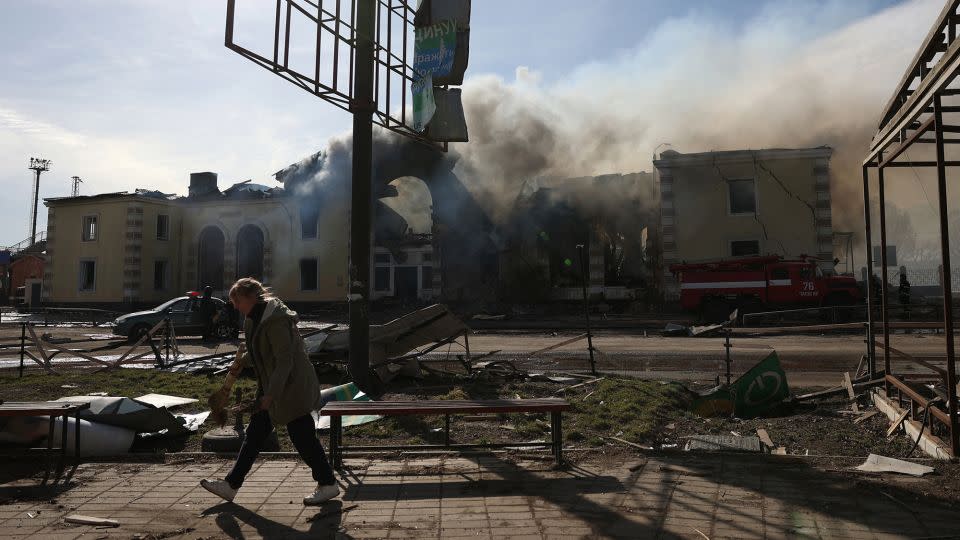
[
  {"xmin": 0, "ymin": 401, "xmax": 90, "ymax": 485},
  {"xmin": 321, "ymin": 398, "xmax": 571, "ymax": 468}
]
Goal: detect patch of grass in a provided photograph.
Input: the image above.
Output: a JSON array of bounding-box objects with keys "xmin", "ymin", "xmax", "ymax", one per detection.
[
  {"xmin": 0, "ymin": 369, "xmax": 259, "ymax": 406},
  {"xmin": 569, "ymin": 378, "xmax": 693, "ymax": 444}
]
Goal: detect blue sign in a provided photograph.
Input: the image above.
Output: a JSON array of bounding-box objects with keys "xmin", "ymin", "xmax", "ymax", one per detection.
[
  {"xmin": 0, "ymin": 250, "xmax": 10, "ymax": 265},
  {"xmin": 413, "ymin": 20, "xmax": 457, "ymax": 79}
]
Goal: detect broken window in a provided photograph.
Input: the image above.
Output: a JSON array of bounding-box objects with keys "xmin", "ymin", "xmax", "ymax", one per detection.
[
  {"xmin": 300, "ymin": 205, "xmax": 319, "ymax": 239},
  {"xmin": 157, "ymin": 214, "xmax": 169, "ymax": 240},
  {"xmin": 300, "ymin": 259, "xmax": 318, "ymax": 290},
  {"xmin": 154, "ymin": 260, "xmax": 168, "ymax": 291},
  {"xmin": 731, "ymin": 240, "xmax": 760, "ymax": 257},
  {"xmin": 82, "ymin": 215, "xmax": 97, "ymax": 241},
  {"xmin": 374, "ymin": 267, "xmax": 391, "ymax": 291},
  {"xmin": 79, "ymin": 260, "xmax": 96, "ymax": 291},
  {"xmin": 728, "ymin": 179, "xmax": 757, "ymax": 215}
]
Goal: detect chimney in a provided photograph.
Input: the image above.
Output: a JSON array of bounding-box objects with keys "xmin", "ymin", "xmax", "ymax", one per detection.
[{"xmin": 189, "ymin": 172, "xmax": 220, "ymax": 197}]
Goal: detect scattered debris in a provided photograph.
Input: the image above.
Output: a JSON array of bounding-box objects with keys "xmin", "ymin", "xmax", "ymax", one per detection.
[
  {"xmin": 471, "ymin": 313, "xmax": 506, "ymax": 321},
  {"xmin": 662, "ymin": 323, "xmax": 689, "ymax": 337},
  {"xmin": 555, "ymin": 377, "xmax": 605, "ymax": 395},
  {"xmin": 886, "ymin": 410, "xmax": 911, "ymax": 437},
  {"xmin": 60, "ymin": 384, "xmax": 78, "ymax": 389},
  {"xmin": 64, "ymin": 515, "xmax": 119, "ymax": 527},
  {"xmin": 756, "ymin": 428, "xmax": 775, "ymax": 449},
  {"xmin": 771, "ymin": 447, "xmax": 788, "ymax": 455},
  {"xmin": 313, "ymin": 382, "xmax": 382, "ymax": 430},
  {"xmin": 608, "ymin": 436, "xmax": 654, "ymax": 451},
  {"xmin": 134, "ymin": 394, "xmax": 198, "ymax": 409},
  {"xmin": 855, "ymin": 454, "xmax": 934, "ymax": 477},
  {"xmin": 794, "ymin": 378, "xmax": 885, "ymax": 402},
  {"xmin": 684, "ymin": 434, "xmax": 763, "ymax": 453},
  {"xmin": 843, "ymin": 372, "xmax": 859, "ymax": 413},
  {"xmin": 527, "ymin": 373, "xmax": 581, "ymax": 385},
  {"xmin": 853, "ymin": 411, "xmax": 880, "ymax": 425}
]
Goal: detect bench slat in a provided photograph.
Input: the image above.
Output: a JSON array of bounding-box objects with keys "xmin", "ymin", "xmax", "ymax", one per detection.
[{"xmin": 321, "ymin": 398, "xmax": 570, "ymax": 416}]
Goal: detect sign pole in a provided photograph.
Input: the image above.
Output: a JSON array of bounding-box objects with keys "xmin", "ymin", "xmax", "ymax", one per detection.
[{"xmin": 349, "ymin": 0, "xmax": 376, "ymax": 394}]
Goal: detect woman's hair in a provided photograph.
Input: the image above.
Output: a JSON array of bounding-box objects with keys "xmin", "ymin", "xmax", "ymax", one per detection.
[{"xmin": 228, "ymin": 277, "xmax": 274, "ymax": 302}]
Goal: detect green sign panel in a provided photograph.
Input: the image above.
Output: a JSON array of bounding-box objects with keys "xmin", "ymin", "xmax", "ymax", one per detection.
[{"xmin": 692, "ymin": 351, "xmax": 790, "ymax": 418}]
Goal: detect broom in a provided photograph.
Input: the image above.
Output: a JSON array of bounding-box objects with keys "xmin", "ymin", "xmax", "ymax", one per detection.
[{"xmin": 209, "ymin": 343, "xmax": 246, "ymax": 427}]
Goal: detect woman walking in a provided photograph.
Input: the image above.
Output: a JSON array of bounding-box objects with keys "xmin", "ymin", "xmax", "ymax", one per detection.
[{"xmin": 200, "ymin": 278, "xmax": 339, "ymax": 505}]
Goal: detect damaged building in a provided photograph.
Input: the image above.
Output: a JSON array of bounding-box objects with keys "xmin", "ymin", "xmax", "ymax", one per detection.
[
  {"xmin": 497, "ymin": 172, "xmax": 659, "ymax": 305},
  {"xmin": 654, "ymin": 147, "xmax": 835, "ymax": 300}
]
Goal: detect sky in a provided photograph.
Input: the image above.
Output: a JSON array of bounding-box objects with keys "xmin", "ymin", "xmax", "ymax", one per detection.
[{"xmin": 0, "ymin": 0, "xmax": 928, "ymax": 247}]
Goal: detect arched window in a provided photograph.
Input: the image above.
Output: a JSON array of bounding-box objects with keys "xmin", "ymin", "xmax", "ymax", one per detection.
[
  {"xmin": 198, "ymin": 226, "xmax": 225, "ymax": 290},
  {"xmin": 236, "ymin": 225, "xmax": 265, "ymax": 282}
]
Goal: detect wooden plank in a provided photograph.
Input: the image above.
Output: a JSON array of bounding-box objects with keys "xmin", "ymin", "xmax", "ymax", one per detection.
[
  {"xmin": 843, "ymin": 372, "xmax": 860, "ymax": 413},
  {"xmin": 886, "ymin": 409, "xmax": 911, "ymax": 437},
  {"xmin": 854, "ymin": 411, "xmax": 880, "ymax": 425},
  {"xmin": 64, "ymin": 515, "xmax": 119, "ymax": 527},
  {"xmin": 756, "ymin": 429, "xmax": 775, "ymax": 449},
  {"xmin": 38, "ymin": 341, "xmax": 114, "ymax": 368},
  {"xmin": 25, "ymin": 326, "xmax": 53, "ymax": 372},
  {"xmin": 111, "ymin": 319, "xmax": 167, "ymax": 368}
]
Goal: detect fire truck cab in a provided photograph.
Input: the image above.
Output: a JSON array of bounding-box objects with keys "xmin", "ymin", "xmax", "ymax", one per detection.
[{"xmin": 669, "ymin": 255, "xmax": 862, "ymax": 321}]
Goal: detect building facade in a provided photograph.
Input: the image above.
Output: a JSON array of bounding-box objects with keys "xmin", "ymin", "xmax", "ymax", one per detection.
[
  {"xmin": 42, "ymin": 173, "xmax": 356, "ymax": 307},
  {"xmin": 654, "ymin": 147, "xmax": 834, "ymax": 300}
]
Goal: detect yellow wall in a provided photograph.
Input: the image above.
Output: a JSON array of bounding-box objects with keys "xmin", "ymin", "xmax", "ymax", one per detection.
[
  {"xmin": 44, "ymin": 193, "xmax": 350, "ymax": 305},
  {"xmin": 669, "ymin": 157, "xmax": 819, "ymax": 260}
]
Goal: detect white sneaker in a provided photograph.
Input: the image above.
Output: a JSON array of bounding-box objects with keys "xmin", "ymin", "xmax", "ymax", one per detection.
[
  {"xmin": 303, "ymin": 483, "xmax": 340, "ymax": 505},
  {"xmin": 200, "ymin": 479, "xmax": 237, "ymax": 502}
]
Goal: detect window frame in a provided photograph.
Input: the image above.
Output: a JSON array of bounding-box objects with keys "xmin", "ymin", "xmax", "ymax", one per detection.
[
  {"xmin": 81, "ymin": 214, "xmax": 99, "ymax": 242},
  {"xmin": 300, "ymin": 206, "xmax": 319, "ymax": 239},
  {"xmin": 78, "ymin": 259, "xmax": 97, "ymax": 292},
  {"xmin": 727, "ymin": 178, "xmax": 758, "ymax": 216},
  {"xmin": 729, "ymin": 239, "xmax": 761, "ymax": 257},
  {"xmin": 156, "ymin": 214, "xmax": 170, "ymax": 241},
  {"xmin": 299, "ymin": 258, "xmax": 319, "ymax": 291},
  {"xmin": 153, "ymin": 259, "xmax": 169, "ymax": 291}
]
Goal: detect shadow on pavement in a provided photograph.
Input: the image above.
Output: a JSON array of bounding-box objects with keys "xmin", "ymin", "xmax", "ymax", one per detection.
[{"xmin": 202, "ymin": 500, "xmax": 348, "ymax": 539}]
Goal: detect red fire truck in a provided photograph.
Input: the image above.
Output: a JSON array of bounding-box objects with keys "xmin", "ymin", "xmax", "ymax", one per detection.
[{"xmin": 669, "ymin": 255, "xmax": 862, "ymax": 321}]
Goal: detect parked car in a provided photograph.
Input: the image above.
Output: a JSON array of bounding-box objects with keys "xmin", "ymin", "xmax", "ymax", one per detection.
[{"xmin": 113, "ymin": 293, "xmax": 239, "ymax": 342}]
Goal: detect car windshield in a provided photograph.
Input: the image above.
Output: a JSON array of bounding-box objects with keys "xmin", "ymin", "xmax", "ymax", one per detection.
[{"xmin": 154, "ymin": 297, "xmax": 188, "ymax": 311}]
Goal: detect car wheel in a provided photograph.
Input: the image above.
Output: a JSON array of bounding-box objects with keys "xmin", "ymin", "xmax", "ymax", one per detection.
[{"xmin": 128, "ymin": 323, "xmax": 151, "ymax": 343}]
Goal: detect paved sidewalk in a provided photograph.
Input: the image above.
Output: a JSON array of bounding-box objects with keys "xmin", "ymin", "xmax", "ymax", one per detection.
[{"xmin": 0, "ymin": 453, "xmax": 956, "ymax": 539}]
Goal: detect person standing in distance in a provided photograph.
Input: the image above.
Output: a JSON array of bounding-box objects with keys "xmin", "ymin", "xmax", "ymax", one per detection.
[{"xmin": 200, "ymin": 277, "xmax": 339, "ymax": 505}]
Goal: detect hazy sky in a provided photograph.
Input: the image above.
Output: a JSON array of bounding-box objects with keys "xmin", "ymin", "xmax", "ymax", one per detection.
[{"xmin": 0, "ymin": 0, "xmax": 918, "ymax": 246}]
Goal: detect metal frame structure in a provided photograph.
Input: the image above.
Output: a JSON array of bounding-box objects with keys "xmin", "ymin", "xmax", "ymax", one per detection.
[
  {"xmin": 224, "ymin": 0, "xmax": 443, "ymax": 150},
  {"xmin": 862, "ymin": 0, "xmax": 960, "ymax": 457}
]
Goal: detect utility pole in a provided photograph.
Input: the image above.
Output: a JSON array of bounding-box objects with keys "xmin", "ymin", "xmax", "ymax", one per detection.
[
  {"xmin": 71, "ymin": 176, "xmax": 83, "ymax": 197},
  {"xmin": 348, "ymin": 0, "xmax": 376, "ymax": 394},
  {"xmin": 28, "ymin": 158, "xmax": 51, "ymax": 244}
]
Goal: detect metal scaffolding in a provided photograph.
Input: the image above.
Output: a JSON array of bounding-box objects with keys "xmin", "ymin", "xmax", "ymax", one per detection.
[{"xmin": 863, "ymin": 0, "xmax": 960, "ymax": 457}]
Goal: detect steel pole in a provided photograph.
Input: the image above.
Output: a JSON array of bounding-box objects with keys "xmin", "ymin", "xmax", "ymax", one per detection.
[
  {"xmin": 933, "ymin": 94, "xmax": 959, "ymax": 457},
  {"xmin": 576, "ymin": 244, "xmax": 597, "ymax": 376},
  {"xmin": 348, "ymin": 0, "xmax": 376, "ymax": 394},
  {"xmin": 862, "ymin": 166, "xmax": 877, "ymax": 378},
  {"xmin": 30, "ymin": 169, "xmax": 40, "ymax": 243},
  {"xmin": 877, "ymin": 161, "xmax": 892, "ymax": 378}
]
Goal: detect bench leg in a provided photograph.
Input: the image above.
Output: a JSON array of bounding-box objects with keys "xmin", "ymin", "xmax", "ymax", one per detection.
[
  {"xmin": 330, "ymin": 416, "xmax": 342, "ymax": 470},
  {"xmin": 551, "ymin": 412, "xmax": 564, "ymax": 467},
  {"xmin": 444, "ymin": 414, "xmax": 451, "ymax": 446},
  {"xmin": 42, "ymin": 415, "xmax": 54, "ymax": 485}
]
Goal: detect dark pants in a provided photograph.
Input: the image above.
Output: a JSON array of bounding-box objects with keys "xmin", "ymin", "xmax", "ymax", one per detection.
[{"xmin": 225, "ymin": 410, "xmax": 336, "ymax": 489}]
